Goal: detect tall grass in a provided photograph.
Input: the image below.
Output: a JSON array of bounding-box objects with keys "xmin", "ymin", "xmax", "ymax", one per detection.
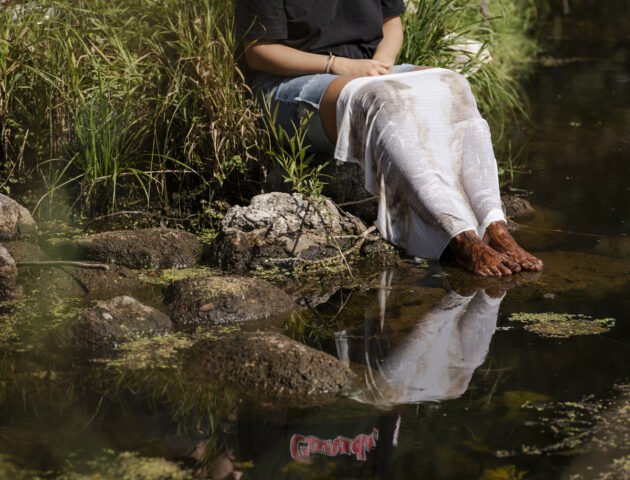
[
  {"xmin": 0, "ymin": 0, "xmax": 545, "ymax": 220},
  {"xmin": 400, "ymin": 0, "xmax": 543, "ymax": 143},
  {"xmin": 0, "ymin": 0, "xmax": 264, "ymax": 217}
]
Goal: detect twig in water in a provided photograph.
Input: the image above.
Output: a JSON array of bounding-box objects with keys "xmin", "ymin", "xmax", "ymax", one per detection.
[
  {"xmin": 88, "ymin": 210, "xmax": 194, "ymax": 224},
  {"xmin": 267, "ymin": 226, "xmax": 377, "ymax": 267},
  {"xmin": 17, "ymin": 261, "xmax": 110, "ymax": 270}
]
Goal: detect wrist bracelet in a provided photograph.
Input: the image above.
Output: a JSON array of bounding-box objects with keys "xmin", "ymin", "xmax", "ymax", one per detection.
[{"xmin": 325, "ymin": 52, "xmax": 335, "ymax": 74}]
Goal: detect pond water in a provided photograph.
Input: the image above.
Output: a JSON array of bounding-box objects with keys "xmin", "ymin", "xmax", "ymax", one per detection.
[{"xmin": 2, "ymin": 1, "xmax": 630, "ymax": 479}]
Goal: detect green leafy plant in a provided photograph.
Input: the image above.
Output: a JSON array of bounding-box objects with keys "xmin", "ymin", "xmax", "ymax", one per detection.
[{"xmin": 262, "ymin": 97, "xmax": 329, "ymax": 202}]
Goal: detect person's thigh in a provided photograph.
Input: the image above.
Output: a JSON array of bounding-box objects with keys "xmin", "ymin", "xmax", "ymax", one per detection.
[{"xmin": 320, "ymin": 64, "xmax": 434, "ymax": 143}]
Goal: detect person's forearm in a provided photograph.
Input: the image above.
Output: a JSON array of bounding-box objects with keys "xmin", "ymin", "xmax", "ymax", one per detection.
[
  {"xmin": 372, "ymin": 16, "xmax": 404, "ymax": 65},
  {"xmin": 244, "ymin": 41, "xmax": 331, "ymax": 77},
  {"xmin": 244, "ymin": 41, "xmax": 393, "ymax": 77}
]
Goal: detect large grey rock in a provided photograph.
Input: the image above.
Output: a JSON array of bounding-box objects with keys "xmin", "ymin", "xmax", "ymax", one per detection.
[
  {"xmin": 186, "ymin": 331, "xmax": 354, "ymax": 406},
  {"xmin": 215, "ymin": 192, "xmax": 369, "ymax": 272},
  {"xmin": 0, "ymin": 244, "xmax": 18, "ymax": 300},
  {"xmin": 164, "ymin": 274, "xmax": 295, "ymax": 326},
  {"xmin": 74, "ymin": 295, "xmax": 173, "ymax": 350},
  {"xmin": 0, "ymin": 194, "xmax": 36, "ymax": 240},
  {"xmin": 52, "ymin": 228, "xmax": 202, "ymax": 269}
]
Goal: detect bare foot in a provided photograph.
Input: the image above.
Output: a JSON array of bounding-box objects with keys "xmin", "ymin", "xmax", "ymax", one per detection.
[
  {"xmin": 448, "ymin": 230, "xmax": 519, "ymax": 277},
  {"xmin": 483, "ymin": 221, "xmax": 543, "ymax": 272}
]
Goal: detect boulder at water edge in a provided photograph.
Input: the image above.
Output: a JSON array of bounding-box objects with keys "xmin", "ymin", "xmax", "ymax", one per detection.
[
  {"xmin": 215, "ymin": 192, "xmax": 370, "ymax": 272},
  {"xmin": 186, "ymin": 331, "xmax": 354, "ymax": 406},
  {"xmin": 0, "ymin": 194, "xmax": 36, "ymax": 240},
  {"xmin": 164, "ymin": 274, "xmax": 295, "ymax": 326},
  {"xmin": 0, "ymin": 244, "xmax": 19, "ymax": 300},
  {"xmin": 52, "ymin": 228, "xmax": 202, "ymax": 269}
]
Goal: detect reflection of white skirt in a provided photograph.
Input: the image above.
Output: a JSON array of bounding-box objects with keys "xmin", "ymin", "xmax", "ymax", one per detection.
[
  {"xmin": 335, "ymin": 68, "xmax": 506, "ymax": 259},
  {"xmin": 335, "ymin": 271, "xmax": 503, "ymax": 406}
]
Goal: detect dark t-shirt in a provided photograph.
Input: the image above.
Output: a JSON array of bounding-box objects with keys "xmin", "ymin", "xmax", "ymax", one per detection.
[{"xmin": 235, "ymin": 0, "xmax": 405, "ymax": 82}]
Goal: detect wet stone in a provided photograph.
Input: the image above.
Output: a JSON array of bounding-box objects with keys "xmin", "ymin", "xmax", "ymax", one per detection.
[
  {"xmin": 164, "ymin": 274, "xmax": 295, "ymax": 326},
  {"xmin": 20, "ymin": 263, "xmax": 151, "ymax": 300},
  {"xmin": 0, "ymin": 194, "xmax": 36, "ymax": 241},
  {"xmin": 501, "ymin": 195, "xmax": 535, "ymax": 219},
  {"xmin": 2, "ymin": 240, "xmax": 48, "ymax": 263},
  {"xmin": 51, "ymin": 228, "xmax": 202, "ymax": 269},
  {"xmin": 0, "ymin": 244, "xmax": 19, "ymax": 300},
  {"xmin": 186, "ymin": 331, "xmax": 354, "ymax": 406},
  {"xmin": 74, "ymin": 295, "xmax": 173, "ymax": 350},
  {"xmin": 215, "ymin": 192, "xmax": 368, "ymax": 273}
]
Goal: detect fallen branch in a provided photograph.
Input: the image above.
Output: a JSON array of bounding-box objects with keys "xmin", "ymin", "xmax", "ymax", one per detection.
[
  {"xmin": 266, "ymin": 226, "xmax": 377, "ymax": 266},
  {"xmin": 336, "ymin": 196, "xmax": 377, "ymax": 208},
  {"xmin": 17, "ymin": 261, "xmax": 110, "ymax": 270},
  {"xmin": 88, "ymin": 210, "xmax": 194, "ymax": 224}
]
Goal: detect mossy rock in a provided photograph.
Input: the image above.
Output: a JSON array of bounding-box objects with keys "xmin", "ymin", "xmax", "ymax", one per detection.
[{"xmin": 164, "ymin": 274, "xmax": 296, "ymax": 326}]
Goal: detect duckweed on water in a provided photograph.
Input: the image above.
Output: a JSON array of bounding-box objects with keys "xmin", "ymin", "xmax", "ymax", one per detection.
[
  {"xmin": 507, "ymin": 312, "xmax": 615, "ymax": 338},
  {"xmin": 56, "ymin": 450, "xmax": 192, "ymax": 480}
]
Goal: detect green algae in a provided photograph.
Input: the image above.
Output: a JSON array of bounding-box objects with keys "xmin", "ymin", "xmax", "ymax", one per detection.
[
  {"xmin": 101, "ymin": 326, "xmax": 239, "ymax": 371},
  {"xmin": 137, "ymin": 266, "xmax": 220, "ymax": 286},
  {"xmin": 57, "ymin": 450, "xmax": 192, "ymax": 480},
  {"xmin": 508, "ymin": 312, "xmax": 615, "ymax": 338},
  {"xmin": 479, "ymin": 465, "xmax": 527, "ymax": 480}
]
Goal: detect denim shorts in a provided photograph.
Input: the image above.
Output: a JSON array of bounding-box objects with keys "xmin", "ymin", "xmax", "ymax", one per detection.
[{"xmin": 254, "ymin": 64, "xmax": 419, "ymax": 154}]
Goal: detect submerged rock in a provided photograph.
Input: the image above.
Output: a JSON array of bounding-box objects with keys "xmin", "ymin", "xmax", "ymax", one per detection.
[
  {"xmin": 74, "ymin": 295, "xmax": 173, "ymax": 350},
  {"xmin": 0, "ymin": 194, "xmax": 36, "ymax": 240},
  {"xmin": 52, "ymin": 228, "xmax": 202, "ymax": 269},
  {"xmin": 164, "ymin": 274, "xmax": 295, "ymax": 326},
  {"xmin": 20, "ymin": 263, "xmax": 151, "ymax": 300},
  {"xmin": 0, "ymin": 244, "xmax": 19, "ymax": 300},
  {"xmin": 501, "ymin": 195, "xmax": 535, "ymax": 219},
  {"xmin": 186, "ymin": 331, "xmax": 354, "ymax": 405},
  {"xmin": 216, "ymin": 192, "xmax": 371, "ymax": 273},
  {"xmin": 2, "ymin": 240, "xmax": 48, "ymax": 263}
]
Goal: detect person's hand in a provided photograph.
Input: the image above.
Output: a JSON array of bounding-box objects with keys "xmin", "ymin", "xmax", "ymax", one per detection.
[{"xmin": 332, "ymin": 57, "xmax": 392, "ymax": 76}]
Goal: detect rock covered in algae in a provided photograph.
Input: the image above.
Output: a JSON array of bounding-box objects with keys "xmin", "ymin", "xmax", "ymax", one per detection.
[
  {"xmin": 186, "ymin": 331, "xmax": 354, "ymax": 406},
  {"xmin": 52, "ymin": 228, "xmax": 202, "ymax": 269},
  {"xmin": 20, "ymin": 263, "xmax": 150, "ymax": 300},
  {"xmin": 164, "ymin": 274, "xmax": 295, "ymax": 326},
  {"xmin": 0, "ymin": 194, "xmax": 36, "ymax": 241},
  {"xmin": 74, "ymin": 295, "xmax": 173, "ymax": 350},
  {"xmin": 508, "ymin": 312, "xmax": 615, "ymax": 338}
]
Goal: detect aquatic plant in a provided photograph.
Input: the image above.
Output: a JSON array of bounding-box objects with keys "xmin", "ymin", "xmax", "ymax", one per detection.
[{"xmin": 507, "ymin": 312, "xmax": 615, "ymax": 338}]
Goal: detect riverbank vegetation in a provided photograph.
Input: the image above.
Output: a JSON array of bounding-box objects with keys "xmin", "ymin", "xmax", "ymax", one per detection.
[{"xmin": 0, "ymin": 0, "xmax": 548, "ymax": 224}]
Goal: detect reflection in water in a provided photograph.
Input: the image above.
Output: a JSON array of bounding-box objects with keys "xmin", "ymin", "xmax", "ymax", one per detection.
[{"xmin": 336, "ymin": 271, "xmax": 503, "ymax": 406}]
